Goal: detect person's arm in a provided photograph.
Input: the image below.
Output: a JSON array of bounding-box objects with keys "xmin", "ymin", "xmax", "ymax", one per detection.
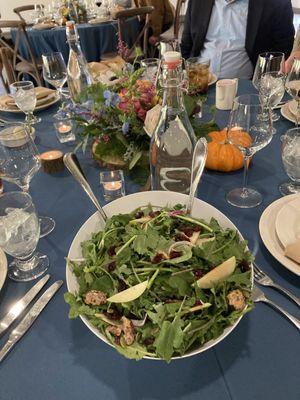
[
  {"xmin": 146, "ymin": 0, "xmax": 164, "ymax": 37},
  {"xmin": 180, "ymin": 0, "xmax": 193, "ymax": 59},
  {"xmin": 270, "ymin": 0, "xmax": 295, "ymax": 57}
]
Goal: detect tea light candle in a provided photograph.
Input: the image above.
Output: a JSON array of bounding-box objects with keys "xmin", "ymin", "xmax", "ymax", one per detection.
[
  {"xmin": 58, "ymin": 124, "xmax": 72, "ymax": 134},
  {"xmin": 103, "ymin": 181, "xmax": 122, "ymax": 191},
  {"xmin": 54, "ymin": 120, "xmax": 75, "ymax": 143},
  {"xmin": 39, "ymin": 150, "xmax": 64, "ymax": 174}
]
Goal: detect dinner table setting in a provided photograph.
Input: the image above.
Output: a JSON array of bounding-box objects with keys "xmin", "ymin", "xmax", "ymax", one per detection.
[{"xmin": 0, "ymin": 48, "xmax": 300, "ymax": 400}]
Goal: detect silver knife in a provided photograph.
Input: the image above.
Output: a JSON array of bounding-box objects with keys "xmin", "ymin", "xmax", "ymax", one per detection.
[
  {"xmin": 0, "ymin": 274, "xmax": 50, "ymax": 336},
  {"xmin": 0, "ymin": 280, "xmax": 63, "ymax": 363}
]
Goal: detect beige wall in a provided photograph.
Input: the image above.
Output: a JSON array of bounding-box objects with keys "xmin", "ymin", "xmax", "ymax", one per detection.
[{"xmin": 0, "ymin": 0, "xmax": 51, "ymax": 20}]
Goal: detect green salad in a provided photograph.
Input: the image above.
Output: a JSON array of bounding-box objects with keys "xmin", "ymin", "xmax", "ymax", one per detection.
[{"xmin": 65, "ymin": 205, "xmax": 253, "ymax": 362}]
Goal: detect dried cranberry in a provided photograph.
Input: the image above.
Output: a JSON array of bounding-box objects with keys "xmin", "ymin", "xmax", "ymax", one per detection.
[
  {"xmin": 134, "ymin": 211, "xmax": 144, "ymax": 219},
  {"xmin": 194, "ymin": 299, "xmax": 203, "ymax": 306},
  {"xmin": 174, "ymin": 233, "xmax": 185, "ymax": 242},
  {"xmin": 118, "ymin": 280, "xmax": 127, "ymax": 291},
  {"xmin": 143, "ymin": 338, "xmax": 154, "ymax": 346},
  {"xmin": 152, "ymin": 253, "xmax": 164, "ymax": 264},
  {"xmin": 114, "ymin": 336, "xmax": 121, "ymax": 345},
  {"xmin": 107, "ymin": 261, "xmax": 116, "ymax": 272},
  {"xmin": 194, "ymin": 269, "xmax": 204, "ymax": 278},
  {"xmin": 238, "ymin": 260, "xmax": 250, "ymax": 272},
  {"xmin": 149, "ymin": 211, "xmax": 160, "ymax": 218},
  {"xmin": 107, "ymin": 246, "xmax": 116, "ymax": 256},
  {"xmin": 180, "ymin": 226, "xmax": 201, "ymax": 237},
  {"xmin": 169, "ymin": 250, "xmax": 182, "ymax": 259},
  {"xmin": 104, "ymin": 309, "xmax": 121, "ymax": 321}
]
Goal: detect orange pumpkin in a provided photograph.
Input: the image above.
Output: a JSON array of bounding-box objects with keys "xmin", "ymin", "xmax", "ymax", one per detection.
[{"xmin": 205, "ymin": 129, "xmax": 252, "ymax": 172}]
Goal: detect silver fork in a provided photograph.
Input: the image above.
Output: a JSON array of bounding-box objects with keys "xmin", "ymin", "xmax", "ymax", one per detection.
[
  {"xmin": 252, "ymin": 285, "xmax": 300, "ymax": 331},
  {"xmin": 253, "ymin": 263, "xmax": 300, "ymax": 307}
]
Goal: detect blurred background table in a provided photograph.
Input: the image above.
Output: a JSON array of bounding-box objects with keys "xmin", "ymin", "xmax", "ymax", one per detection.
[
  {"xmin": 10, "ymin": 17, "xmax": 140, "ymax": 63},
  {"xmin": 0, "ymin": 80, "xmax": 299, "ymax": 400}
]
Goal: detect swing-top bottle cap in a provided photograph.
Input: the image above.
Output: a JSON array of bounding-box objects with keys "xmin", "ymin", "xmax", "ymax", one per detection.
[{"xmin": 163, "ymin": 51, "xmax": 181, "ymax": 63}]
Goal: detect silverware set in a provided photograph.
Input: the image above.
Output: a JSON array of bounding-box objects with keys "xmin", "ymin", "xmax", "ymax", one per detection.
[
  {"xmin": 0, "ymin": 275, "xmax": 63, "ymax": 362},
  {"xmin": 252, "ymin": 263, "xmax": 300, "ymax": 331}
]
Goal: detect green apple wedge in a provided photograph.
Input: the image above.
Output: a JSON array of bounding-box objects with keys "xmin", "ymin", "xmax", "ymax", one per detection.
[
  {"xmin": 107, "ymin": 280, "xmax": 149, "ymax": 303},
  {"xmin": 196, "ymin": 256, "xmax": 236, "ymax": 289}
]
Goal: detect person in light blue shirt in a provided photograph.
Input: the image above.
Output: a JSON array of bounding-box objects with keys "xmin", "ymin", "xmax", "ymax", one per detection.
[{"xmin": 181, "ymin": 0, "xmax": 295, "ymax": 79}]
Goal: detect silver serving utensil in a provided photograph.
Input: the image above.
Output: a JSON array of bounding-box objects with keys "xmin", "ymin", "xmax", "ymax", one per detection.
[
  {"xmin": 253, "ymin": 263, "xmax": 300, "ymax": 307},
  {"xmin": 0, "ymin": 274, "xmax": 50, "ymax": 336},
  {"xmin": 0, "ymin": 280, "xmax": 63, "ymax": 363},
  {"xmin": 63, "ymin": 152, "xmax": 108, "ymax": 222},
  {"xmin": 186, "ymin": 137, "xmax": 208, "ymax": 215},
  {"xmin": 252, "ymin": 285, "xmax": 300, "ymax": 331}
]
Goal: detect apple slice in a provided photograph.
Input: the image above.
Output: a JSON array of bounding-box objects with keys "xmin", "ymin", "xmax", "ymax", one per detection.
[
  {"xmin": 107, "ymin": 280, "xmax": 149, "ymax": 303},
  {"xmin": 196, "ymin": 256, "xmax": 236, "ymax": 289}
]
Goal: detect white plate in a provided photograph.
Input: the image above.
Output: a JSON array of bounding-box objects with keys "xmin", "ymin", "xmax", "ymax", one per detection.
[
  {"xmin": 288, "ymin": 99, "xmax": 300, "ymax": 117},
  {"xmin": 0, "ymin": 248, "xmax": 8, "ymax": 292},
  {"xmin": 281, "ymin": 101, "xmax": 297, "ymax": 123},
  {"xmin": 275, "ymin": 197, "xmax": 300, "ymax": 248},
  {"xmin": 0, "ymin": 93, "xmax": 60, "ymax": 114},
  {"xmin": 209, "ymin": 73, "xmax": 218, "ymax": 86},
  {"xmin": 259, "ymin": 194, "xmax": 300, "ymax": 276},
  {"xmin": 66, "ymin": 191, "xmax": 253, "ymax": 360}
]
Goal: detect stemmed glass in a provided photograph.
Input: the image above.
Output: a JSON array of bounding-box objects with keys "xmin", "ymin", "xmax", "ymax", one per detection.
[
  {"xmin": 0, "ymin": 124, "xmax": 55, "ymax": 237},
  {"xmin": 226, "ymin": 94, "xmax": 273, "ymax": 208},
  {"xmin": 0, "ymin": 191, "xmax": 49, "ymax": 281},
  {"xmin": 42, "ymin": 52, "xmax": 67, "ymax": 99},
  {"xmin": 258, "ymin": 71, "xmax": 285, "ymax": 134},
  {"xmin": 10, "ymin": 81, "xmax": 41, "ymax": 125},
  {"xmin": 279, "ymin": 127, "xmax": 300, "ymax": 195},
  {"xmin": 285, "ymin": 58, "xmax": 300, "ymax": 127},
  {"xmin": 140, "ymin": 58, "xmax": 160, "ymax": 83}
]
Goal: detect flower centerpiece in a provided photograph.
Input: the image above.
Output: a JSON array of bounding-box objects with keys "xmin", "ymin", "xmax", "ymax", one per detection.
[{"xmin": 64, "ymin": 68, "xmax": 159, "ymax": 183}]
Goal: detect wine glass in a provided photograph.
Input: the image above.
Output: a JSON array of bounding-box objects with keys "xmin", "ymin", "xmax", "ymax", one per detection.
[
  {"xmin": 0, "ymin": 191, "xmax": 49, "ymax": 281},
  {"xmin": 0, "ymin": 123, "xmax": 56, "ymax": 237},
  {"xmin": 258, "ymin": 71, "xmax": 285, "ymax": 134},
  {"xmin": 10, "ymin": 81, "xmax": 41, "ymax": 126},
  {"xmin": 279, "ymin": 127, "xmax": 300, "ymax": 195},
  {"xmin": 252, "ymin": 52, "xmax": 285, "ymax": 122},
  {"xmin": 140, "ymin": 58, "xmax": 160, "ymax": 83},
  {"xmin": 42, "ymin": 52, "xmax": 68, "ymax": 99},
  {"xmin": 285, "ymin": 58, "xmax": 300, "ymax": 127},
  {"xmin": 226, "ymin": 94, "xmax": 273, "ymax": 208}
]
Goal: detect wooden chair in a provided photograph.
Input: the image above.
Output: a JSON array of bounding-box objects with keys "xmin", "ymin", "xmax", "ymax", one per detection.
[
  {"xmin": 101, "ymin": 6, "xmax": 154, "ymax": 62},
  {"xmin": 0, "ymin": 47, "xmax": 17, "ymax": 93},
  {"xmin": 0, "ymin": 20, "xmax": 42, "ymax": 86},
  {"xmin": 160, "ymin": 0, "xmax": 187, "ymax": 43},
  {"xmin": 13, "ymin": 4, "xmax": 44, "ymax": 23}
]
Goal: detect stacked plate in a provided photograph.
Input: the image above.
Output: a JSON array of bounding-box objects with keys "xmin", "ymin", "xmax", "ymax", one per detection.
[
  {"xmin": 0, "ymin": 248, "xmax": 7, "ymax": 292},
  {"xmin": 281, "ymin": 100, "xmax": 300, "ymax": 123},
  {"xmin": 0, "ymin": 87, "xmax": 60, "ymax": 113},
  {"xmin": 259, "ymin": 194, "xmax": 300, "ymax": 276}
]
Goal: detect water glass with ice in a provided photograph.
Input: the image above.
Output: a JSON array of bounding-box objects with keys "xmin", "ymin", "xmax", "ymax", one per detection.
[
  {"xmin": 0, "ymin": 192, "xmax": 49, "ymax": 281},
  {"xmin": 10, "ymin": 81, "xmax": 41, "ymax": 125},
  {"xmin": 279, "ymin": 127, "xmax": 300, "ymax": 195}
]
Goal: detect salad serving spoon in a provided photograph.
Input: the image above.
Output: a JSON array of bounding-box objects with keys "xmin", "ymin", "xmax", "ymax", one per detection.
[
  {"xmin": 63, "ymin": 152, "xmax": 108, "ymax": 222},
  {"xmin": 186, "ymin": 137, "xmax": 208, "ymax": 215}
]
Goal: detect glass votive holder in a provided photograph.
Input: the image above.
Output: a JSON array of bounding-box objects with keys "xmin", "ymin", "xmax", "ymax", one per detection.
[
  {"xmin": 54, "ymin": 120, "xmax": 75, "ymax": 143},
  {"xmin": 100, "ymin": 170, "xmax": 125, "ymax": 202}
]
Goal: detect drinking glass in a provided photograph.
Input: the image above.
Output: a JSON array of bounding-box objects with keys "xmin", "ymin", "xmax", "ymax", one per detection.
[
  {"xmin": 285, "ymin": 58, "xmax": 300, "ymax": 127},
  {"xmin": 10, "ymin": 81, "xmax": 41, "ymax": 125},
  {"xmin": 0, "ymin": 191, "xmax": 49, "ymax": 281},
  {"xmin": 42, "ymin": 52, "xmax": 68, "ymax": 99},
  {"xmin": 279, "ymin": 127, "xmax": 300, "ymax": 195},
  {"xmin": 0, "ymin": 123, "xmax": 55, "ymax": 237},
  {"xmin": 226, "ymin": 94, "xmax": 273, "ymax": 208},
  {"xmin": 186, "ymin": 58, "xmax": 210, "ymax": 95},
  {"xmin": 259, "ymin": 71, "xmax": 285, "ymax": 134},
  {"xmin": 141, "ymin": 58, "xmax": 160, "ymax": 83},
  {"xmin": 252, "ymin": 52, "xmax": 285, "ymax": 122}
]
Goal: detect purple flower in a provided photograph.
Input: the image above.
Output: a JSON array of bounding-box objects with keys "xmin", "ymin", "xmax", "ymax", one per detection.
[
  {"xmin": 122, "ymin": 121, "xmax": 130, "ymax": 135},
  {"xmin": 103, "ymin": 90, "xmax": 120, "ymax": 107}
]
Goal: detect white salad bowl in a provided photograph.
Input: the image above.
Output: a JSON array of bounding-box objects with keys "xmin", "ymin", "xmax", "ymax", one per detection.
[{"xmin": 66, "ymin": 191, "xmax": 253, "ymax": 360}]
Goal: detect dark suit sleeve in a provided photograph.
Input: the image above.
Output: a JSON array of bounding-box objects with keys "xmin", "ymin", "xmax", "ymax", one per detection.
[
  {"xmin": 270, "ymin": 0, "xmax": 295, "ymax": 56},
  {"xmin": 180, "ymin": 0, "xmax": 193, "ymax": 59}
]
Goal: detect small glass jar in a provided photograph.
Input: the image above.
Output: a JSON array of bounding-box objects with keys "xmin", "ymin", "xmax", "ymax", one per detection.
[
  {"xmin": 54, "ymin": 120, "xmax": 75, "ymax": 143},
  {"xmin": 100, "ymin": 170, "xmax": 125, "ymax": 202}
]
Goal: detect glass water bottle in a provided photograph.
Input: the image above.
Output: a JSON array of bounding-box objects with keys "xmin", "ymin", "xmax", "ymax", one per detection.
[
  {"xmin": 150, "ymin": 52, "xmax": 196, "ymax": 194},
  {"xmin": 66, "ymin": 21, "xmax": 93, "ymax": 102}
]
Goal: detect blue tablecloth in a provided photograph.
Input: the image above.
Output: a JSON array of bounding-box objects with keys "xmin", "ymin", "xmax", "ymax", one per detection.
[
  {"xmin": 0, "ymin": 80, "xmax": 299, "ymax": 400},
  {"xmin": 11, "ymin": 18, "xmax": 140, "ymax": 63}
]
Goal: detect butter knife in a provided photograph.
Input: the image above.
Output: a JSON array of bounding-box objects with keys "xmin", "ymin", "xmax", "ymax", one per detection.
[
  {"xmin": 0, "ymin": 280, "xmax": 63, "ymax": 363},
  {"xmin": 0, "ymin": 274, "xmax": 50, "ymax": 336}
]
